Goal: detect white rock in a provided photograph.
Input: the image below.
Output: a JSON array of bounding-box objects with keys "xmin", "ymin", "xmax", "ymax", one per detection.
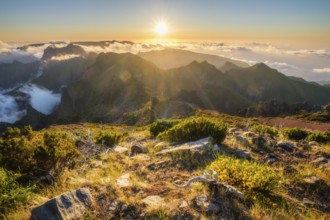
[
  {"xmin": 157, "ymin": 137, "xmax": 212, "ymax": 154},
  {"xmin": 113, "ymin": 146, "xmax": 128, "ymax": 154},
  {"xmin": 142, "ymin": 195, "xmax": 165, "ymax": 207},
  {"xmin": 116, "ymin": 173, "xmax": 132, "ymax": 188}
]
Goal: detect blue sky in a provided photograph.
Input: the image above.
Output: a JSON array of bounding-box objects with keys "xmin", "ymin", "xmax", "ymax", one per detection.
[{"xmin": 0, "ymin": 0, "xmax": 329, "ymax": 45}]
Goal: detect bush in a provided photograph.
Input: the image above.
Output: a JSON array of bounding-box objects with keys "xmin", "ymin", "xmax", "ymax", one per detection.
[
  {"xmin": 250, "ymin": 124, "xmax": 278, "ymax": 136},
  {"xmin": 281, "ymin": 127, "xmax": 309, "ymax": 140},
  {"xmin": 307, "ymin": 131, "xmax": 330, "ymax": 143},
  {"xmin": 149, "ymin": 119, "xmax": 181, "ymax": 137},
  {"xmin": 94, "ymin": 131, "xmax": 124, "ymax": 147},
  {"xmin": 0, "ymin": 168, "xmax": 34, "ymax": 215},
  {"xmin": 34, "ymin": 130, "xmax": 81, "ymax": 174},
  {"xmin": 208, "ymin": 154, "xmax": 281, "ymax": 192},
  {"xmin": 158, "ymin": 117, "xmax": 227, "ymax": 144}
]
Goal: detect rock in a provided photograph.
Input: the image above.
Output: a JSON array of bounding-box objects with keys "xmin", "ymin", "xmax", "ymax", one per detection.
[
  {"xmin": 303, "ymin": 175, "xmax": 322, "ymax": 185},
  {"xmin": 113, "ymin": 146, "xmax": 128, "ymax": 154},
  {"xmin": 229, "ymin": 128, "xmax": 238, "ymax": 133},
  {"xmin": 243, "ymin": 131, "xmax": 255, "ymax": 137},
  {"xmin": 311, "ymin": 157, "xmax": 328, "ymax": 166},
  {"xmin": 30, "ymin": 188, "xmax": 92, "ymax": 220},
  {"xmin": 235, "ymin": 149, "xmax": 251, "ymax": 159},
  {"xmin": 157, "ymin": 137, "xmax": 213, "ymax": 154},
  {"xmin": 179, "ymin": 200, "xmax": 189, "ymax": 209},
  {"xmin": 116, "ymin": 173, "xmax": 132, "ymax": 188},
  {"xmin": 133, "ymin": 154, "xmax": 151, "ymax": 161},
  {"xmin": 252, "ymin": 136, "xmax": 267, "ymax": 147},
  {"xmin": 277, "ymin": 141, "xmax": 294, "ymax": 152},
  {"xmin": 142, "ymin": 195, "xmax": 165, "ymax": 207},
  {"xmin": 131, "ymin": 145, "xmax": 148, "ymax": 155},
  {"xmin": 194, "ymin": 195, "xmax": 219, "ymax": 214},
  {"xmin": 213, "ymin": 144, "xmax": 220, "ymax": 152},
  {"xmin": 235, "ymin": 135, "xmax": 249, "ymax": 146},
  {"xmin": 303, "ymin": 198, "xmax": 315, "ymax": 207},
  {"xmin": 195, "ymin": 195, "xmax": 208, "ymax": 206},
  {"xmin": 308, "ymin": 141, "xmax": 319, "ymax": 147}
]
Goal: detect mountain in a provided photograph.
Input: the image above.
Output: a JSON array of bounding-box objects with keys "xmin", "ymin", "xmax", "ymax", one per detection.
[
  {"xmin": 0, "ymin": 61, "xmax": 40, "ymax": 90},
  {"xmin": 41, "ymin": 44, "xmax": 86, "ymax": 61},
  {"xmin": 224, "ymin": 63, "xmax": 330, "ymax": 104},
  {"xmin": 219, "ymin": 61, "xmax": 243, "ymax": 73},
  {"xmin": 139, "ymin": 48, "xmax": 249, "ymax": 69}
]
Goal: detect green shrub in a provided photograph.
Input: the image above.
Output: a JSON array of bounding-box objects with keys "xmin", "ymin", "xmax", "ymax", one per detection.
[
  {"xmin": 281, "ymin": 127, "xmax": 309, "ymax": 140},
  {"xmin": 208, "ymin": 154, "xmax": 281, "ymax": 192},
  {"xmin": 94, "ymin": 131, "xmax": 124, "ymax": 146},
  {"xmin": 0, "ymin": 168, "xmax": 34, "ymax": 215},
  {"xmin": 34, "ymin": 130, "xmax": 81, "ymax": 174},
  {"xmin": 307, "ymin": 131, "xmax": 330, "ymax": 143},
  {"xmin": 250, "ymin": 124, "xmax": 278, "ymax": 136},
  {"xmin": 149, "ymin": 119, "xmax": 181, "ymax": 137},
  {"xmin": 158, "ymin": 117, "xmax": 227, "ymax": 144}
]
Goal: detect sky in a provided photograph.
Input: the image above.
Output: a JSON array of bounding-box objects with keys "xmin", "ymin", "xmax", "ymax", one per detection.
[{"xmin": 1, "ymin": 0, "xmax": 330, "ymax": 47}]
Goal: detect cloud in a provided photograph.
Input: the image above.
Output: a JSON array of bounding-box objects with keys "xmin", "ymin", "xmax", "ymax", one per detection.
[
  {"xmin": 313, "ymin": 68, "xmax": 330, "ymax": 73},
  {"xmin": 0, "ymin": 94, "xmax": 26, "ymax": 123},
  {"xmin": 285, "ymin": 49, "xmax": 330, "ymax": 58},
  {"xmin": 264, "ymin": 61, "xmax": 301, "ymax": 71},
  {"xmin": 20, "ymin": 84, "xmax": 61, "ymax": 115},
  {"xmin": 50, "ymin": 54, "xmax": 81, "ymax": 61}
]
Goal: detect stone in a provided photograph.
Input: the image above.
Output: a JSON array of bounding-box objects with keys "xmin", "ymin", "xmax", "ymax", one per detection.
[
  {"xmin": 235, "ymin": 149, "xmax": 251, "ymax": 159},
  {"xmin": 277, "ymin": 141, "xmax": 294, "ymax": 152},
  {"xmin": 131, "ymin": 145, "xmax": 148, "ymax": 155},
  {"xmin": 116, "ymin": 173, "xmax": 132, "ymax": 188},
  {"xmin": 228, "ymin": 128, "xmax": 238, "ymax": 133},
  {"xmin": 308, "ymin": 141, "xmax": 319, "ymax": 147},
  {"xmin": 213, "ymin": 144, "xmax": 220, "ymax": 152},
  {"xmin": 243, "ymin": 131, "xmax": 255, "ymax": 137},
  {"xmin": 194, "ymin": 195, "xmax": 220, "ymax": 214},
  {"xmin": 157, "ymin": 137, "xmax": 213, "ymax": 154},
  {"xmin": 179, "ymin": 200, "xmax": 189, "ymax": 209},
  {"xmin": 30, "ymin": 188, "xmax": 92, "ymax": 220},
  {"xmin": 252, "ymin": 136, "xmax": 267, "ymax": 147},
  {"xmin": 304, "ymin": 175, "xmax": 322, "ymax": 185},
  {"xmin": 142, "ymin": 195, "xmax": 165, "ymax": 207},
  {"xmin": 235, "ymin": 135, "xmax": 249, "ymax": 146},
  {"xmin": 113, "ymin": 146, "xmax": 128, "ymax": 154},
  {"xmin": 311, "ymin": 157, "xmax": 328, "ymax": 166}
]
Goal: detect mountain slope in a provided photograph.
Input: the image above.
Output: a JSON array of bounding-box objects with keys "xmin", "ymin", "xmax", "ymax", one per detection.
[{"xmin": 139, "ymin": 48, "xmax": 249, "ymax": 69}]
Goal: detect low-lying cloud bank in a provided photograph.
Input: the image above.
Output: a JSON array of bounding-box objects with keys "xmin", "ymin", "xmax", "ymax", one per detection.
[
  {"xmin": 20, "ymin": 84, "xmax": 61, "ymax": 115},
  {"xmin": 0, "ymin": 94, "xmax": 26, "ymax": 123}
]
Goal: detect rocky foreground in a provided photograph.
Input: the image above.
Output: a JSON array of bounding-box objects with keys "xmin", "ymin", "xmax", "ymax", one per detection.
[{"xmin": 1, "ymin": 115, "xmax": 330, "ymax": 220}]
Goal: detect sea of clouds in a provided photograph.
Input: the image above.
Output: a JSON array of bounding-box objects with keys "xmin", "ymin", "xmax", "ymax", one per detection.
[{"xmin": 1, "ymin": 40, "xmax": 330, "ymax": 123}]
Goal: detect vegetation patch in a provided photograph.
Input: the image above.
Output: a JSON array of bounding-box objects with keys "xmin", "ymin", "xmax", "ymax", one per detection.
[
  {"xmin": 281, "ymin": 127, "xmax": 309, "ymax": 141},
  {"xmin": 250, "ymin": 123, "xmax": 278, "ymax": 136},
  {"xmin": 208, "ymin": 154, "xmax": 281, "ymax": 193},
  {"xmin": 94, "ymin": 130, "xmax": 125, "ymax": 147},
  {"xmin": 149, "ymin": 119, "xmax": 181, "ymax": 137},
  {"xmin": 157, "ymin": 117, "xmax": 227, "ymax": 144},
  {"xmin": 307, "ymin": 131, "xmax": 330, "ymax": 143}
]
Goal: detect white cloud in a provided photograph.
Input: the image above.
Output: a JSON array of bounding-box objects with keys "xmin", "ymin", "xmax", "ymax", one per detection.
[
  {"xmin": 50, "ymin": 54, "xmax": 81, "ymax": 61},
  {"xmin": 20, "ymin": 84, "xmax": 61, "ymax": 115},
  {"xmin": 0, "ymin": 94, "xmax": 26, "ymax": 123},
  {"xmin": 264, "ymin": 61, "xmax": 301, "ymax": 71},
  {"xmin": 285, "ymin": 49, "xmax": 330, "ymax": 58},
  {"xmin": 313, "ymin": 68, "xmax": 330, "ymax": 73}
]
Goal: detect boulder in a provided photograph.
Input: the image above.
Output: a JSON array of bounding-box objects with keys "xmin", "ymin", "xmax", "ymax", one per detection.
[
  {"xmin": 235, "ymin": 135, "xmax": 249, "ymax": 146},
  {"xmin": 235, "ymin": 149, "xmax": 251, "ymax": 159},
  {"xmin": 142, "ymin": 195, "xmax": 165, "ymax": 207},
  {"xmin": 252, "ymin": 136, "xmax": 267, "ymax": 147},
  {"xmin": 194, "ymin": 195, "xmax": 220, "ymax": 214},
  {"xmin": 131, "ymin": 145, "xmax": 148, "ymax": 155},
  {"xmin": 116, "ymin": 173, "xmax": 132, "ymax": 188},
  {"xmin": 277, "ymin": 141, "xmax": 294, "ymax": 152},
  {"xmin": 157, "ymin": 137, "xmax": 213, "ymax": 154},
  {"xmin": 308, "ymin": 141, "xmax": 319, "ymax": 147},
  {"xmin": 113, "ymin": 146, "xmax": 128, "ymax": 154},
  {"xmin": 243, "ymin": 131, "xmax": 255, "ymax": 137},
  {"xmin": 30, "ymin": 188, "xmax": 92, "ymax": 220}
]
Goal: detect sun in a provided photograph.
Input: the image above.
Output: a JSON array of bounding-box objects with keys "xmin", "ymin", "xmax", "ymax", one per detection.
[{"xmin": 155, "ymin": 21, "xmax": 168, "ymax": 36}]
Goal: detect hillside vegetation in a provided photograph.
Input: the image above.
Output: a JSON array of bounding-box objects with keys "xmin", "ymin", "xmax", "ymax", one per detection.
[{"xmin": 1, "ymin": 112, "xmax": 329, "ymax": 219}]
